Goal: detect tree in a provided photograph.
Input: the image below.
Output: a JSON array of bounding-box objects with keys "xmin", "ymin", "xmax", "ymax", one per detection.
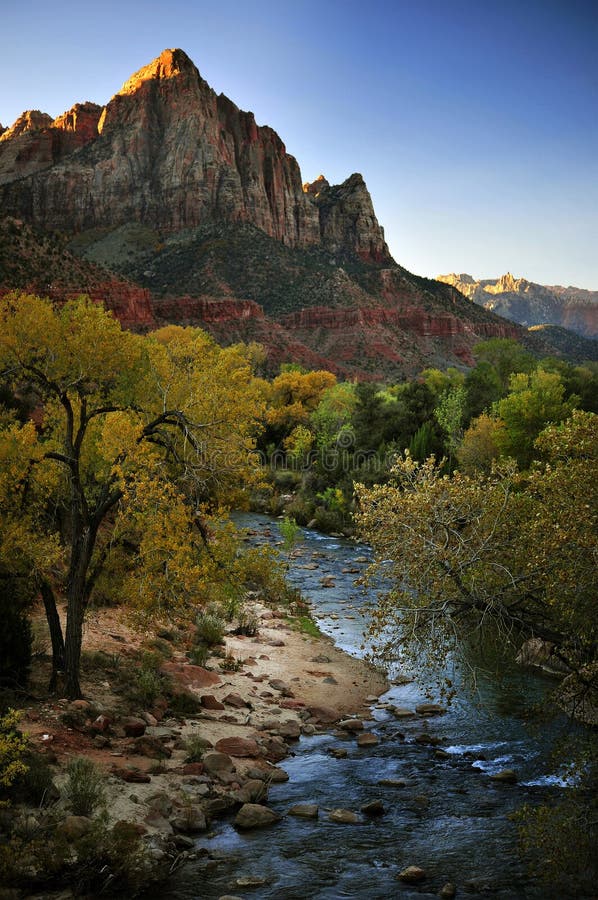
[
  {"xmin": 457, "ymin": 413, "xmax": 505, "ymax": 474},
  {"xmin": 473, "ymin": 338, "xmax": 535, "ymax": 392},
  {"xmin": 493, "ymin": 369, "xmax": 577, "ymax": 468},
  {"xmin": 0, "ymin": 295, "xmax": 264, "ymax": 698},
  {"xmin": 434, "ymin": 385, "xmax": 466, "ymax": 465},
  {"xmin": 355, "ymin": 410, "xmax": 598, "ymax": 686}
]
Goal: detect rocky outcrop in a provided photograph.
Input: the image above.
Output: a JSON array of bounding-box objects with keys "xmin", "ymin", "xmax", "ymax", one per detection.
[
  {"xmin": 304, "ymin": 173, "xmax": 390, "ymax": 263},
  {"xmin": 438, "ymin": 272, "xmax": 598, "ymax": 339},
  {"xmin": 0, "ymin": 49, "xmax": 384, "ymax": 262},
  {"xmin": 153, "ymin": 296, "xmax": 263, "ymax": 325},
  {"xmin": 0, "ymin": 103, "xmax": 102, "ymax": 185}
]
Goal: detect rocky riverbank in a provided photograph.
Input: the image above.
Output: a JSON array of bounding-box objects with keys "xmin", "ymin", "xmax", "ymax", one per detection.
[{"xmin": 10, "ymin": 598, "xmax": 387, "ymax": 895}]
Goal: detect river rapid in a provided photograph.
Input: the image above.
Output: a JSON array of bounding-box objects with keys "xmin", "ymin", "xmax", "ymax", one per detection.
[{"xmin": 167, "ymin": 513, "xmax": 580, "ymax": 899}]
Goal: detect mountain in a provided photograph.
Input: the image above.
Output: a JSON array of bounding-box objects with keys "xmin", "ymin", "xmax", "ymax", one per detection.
[
  {"xmin": 0, "ymin": 49, "xmax": 530, "ymax": 378},
  {"xmin": 437, "ymin": 272, "xmax": 598, "ymax": 340}
]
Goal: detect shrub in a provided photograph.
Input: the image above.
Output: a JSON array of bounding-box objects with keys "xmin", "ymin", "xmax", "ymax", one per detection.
[
  {"xmin": 195, "ymin": 611, "xmax": 226, "ymax": 646},
  {"xmin": 219, "ymin": 655, "xmax": 243, "ymax": 672},
  {"xmin": 184, "ymin": 734, "xmax": 211, "ymax": 763},
  {"xmin": 133, "ymin": 668, "xmax": 164, "ymax": 706},
  {"xmin": 187, "ymin": 643, "xmax": 210, "ymax": 667},
  {"xmin": 167, "ymin": 690, "xmax": 202, "ymax": 717},
  {"xmin": 63, "ymin": 757, "xmax": 106, "ymax": 817},
  {"xmin": 0, "ymin": 710, "xmax": 28, "ymax": 802},
  {"xmin": 279, "ymin": 515, "xmax": 300, "ymax": 550},
  {"xmin": 234, "ymin": 609, "xmax": 259, "ymax": 637}
]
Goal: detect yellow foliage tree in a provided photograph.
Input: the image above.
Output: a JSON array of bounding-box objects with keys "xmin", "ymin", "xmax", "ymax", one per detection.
[{"xmin": 0, "ymin": 295, "xmax": 264, "ymax": 698}]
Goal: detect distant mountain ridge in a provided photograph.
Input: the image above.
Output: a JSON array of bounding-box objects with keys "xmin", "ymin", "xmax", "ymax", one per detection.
[
  {"xmin": 0, "ymin": 48, "xmax": 582, "ymax": 377},
  {"xmin": 437, "ymin": 272, "xmax": 598, "ymax": 339}
]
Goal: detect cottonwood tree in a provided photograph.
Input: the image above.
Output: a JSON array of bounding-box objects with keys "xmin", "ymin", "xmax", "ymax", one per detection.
[
  {"xmin": 355, "ymin": 410, "xmax": 598, "ymax": 693},
  {"xmin": 0, "ymin": 294, "xmax": 264, "ymax": 698}
]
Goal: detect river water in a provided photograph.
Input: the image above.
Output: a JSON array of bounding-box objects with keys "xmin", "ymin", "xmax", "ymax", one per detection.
[{"xmin": 167, "ymin": 513, "xmax": 579, "ymax": 899}]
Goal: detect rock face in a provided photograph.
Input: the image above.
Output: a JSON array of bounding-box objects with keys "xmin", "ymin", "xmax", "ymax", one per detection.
[
  {"xmin": 0, "ymin": 49, "xmax": 547, "ymax": 379},
  {"xmin": 0, "ymin": 49, "xmax": 387, "ymax": 262},
  {"xmin": 437, "ymin": 272, "xmax": 598, "ymax": 339},
  {"xmin": 0, "ymin": 103, "xmax": 102, "ymax": 185}
]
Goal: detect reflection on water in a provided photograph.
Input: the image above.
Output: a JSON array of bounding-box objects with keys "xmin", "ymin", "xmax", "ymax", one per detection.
[{"xmin": 160, "ymin": 513, "xmax": 583, "ymax": 900}]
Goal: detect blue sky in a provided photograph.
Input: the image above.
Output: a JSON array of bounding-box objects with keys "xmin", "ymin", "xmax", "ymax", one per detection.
[{"xmin": 1, "ymin": 0, "xmax": 596, "ymax": 287}]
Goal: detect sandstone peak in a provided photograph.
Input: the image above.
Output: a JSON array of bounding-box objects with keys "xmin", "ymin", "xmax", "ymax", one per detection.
[
  {"xmin": 303, "ymin": 175, "xmax": 330, "ymax": 196},
  {"xmin": 117, "ymin": 48, "xmax": 198, "ymax": 96},
  {"xmin": 0, "ymin": 109, "xmax": 53, "ymax": 142}
]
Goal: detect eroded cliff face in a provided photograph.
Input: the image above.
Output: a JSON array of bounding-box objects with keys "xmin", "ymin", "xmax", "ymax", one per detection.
[
  {"xmin": 0, "ymin": 104, "xmax": 103, "ymax": 185},
  {"xmin": 0, "ymin": 49, "xmax": 388, "ymax": 261},
  {"xmin": 438, "ymin": 272, "xmax": 598, "ymax": 338}
]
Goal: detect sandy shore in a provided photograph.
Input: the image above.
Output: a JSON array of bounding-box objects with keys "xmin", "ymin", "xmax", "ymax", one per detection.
[{"xmin": 20, "ymin": 600, "xmax": 388, "ymax": 852}]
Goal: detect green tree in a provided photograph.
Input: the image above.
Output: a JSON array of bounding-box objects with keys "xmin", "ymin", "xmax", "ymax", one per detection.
[
  {"xmin": 493, "ymin": 369, "xmax": 577, "ymax": 467},
  {"xmin": 0, "ymin": 294, "xmax": 264, "ymax": 698},
  {"xmin": 473, "ymin": 337, "xmax": 535, "ymax": 391}
]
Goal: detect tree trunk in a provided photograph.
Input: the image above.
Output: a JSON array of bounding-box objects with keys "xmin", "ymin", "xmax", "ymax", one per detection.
[
  {"xmin": 63, "ymin": 526, "xmax": 94, "ymax": 699},
  {"xmin": 39, "ymin": 580, "xmax": 65, "ymax": 693}
]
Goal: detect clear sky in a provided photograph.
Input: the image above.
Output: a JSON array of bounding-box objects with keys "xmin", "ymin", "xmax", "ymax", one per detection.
[{"xmin": 1, "ymin": 0, "xmax": 596, "ymax": 287}]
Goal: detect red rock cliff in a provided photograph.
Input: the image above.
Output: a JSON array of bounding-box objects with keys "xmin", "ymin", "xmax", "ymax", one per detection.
[{"xmin": 0, "ymin": 50, "xmax": 389, "ymax": 262}]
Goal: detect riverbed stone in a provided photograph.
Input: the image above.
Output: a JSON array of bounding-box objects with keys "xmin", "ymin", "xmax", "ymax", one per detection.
[
  {"xmin": 361, "ymin": 799, "xmax": 385, "ymax": 816},
  {"xmin": 398, "ymin": 865, "xmax": 427, "ymax": 883},
  {"xmin": 203, "ymin": 751, "xmax": 236, "ymax": 777},
  {"xmin": 357, "ymin": 732, "xmax": 379, "ymax": 747},
  {"xmin": 265, "ymin": 766, "xmax": 289, "ymax": 783},
  {"xmin": 490, "ymin": 769, "xmax": 518, "ymax": 783},
  {"xmin": 234, "ymin": 803, "xmax": 282, "ymax": 829},
  {"xmin": 439, "ymin": 883, "xmax": 457, "ymax": 898},
  {"xmin": 389, "ymin": 706, "xmax": 416, "ymax": 718},
  {"xmin": 288, "ymin": 803, "xmax": 319, "ymax": 819},
  {"xmin": 308, "ymin": 705, "xmax": 341, "ymax": 724},
  {"xmin": 329, "ymin": 808, "xmax": 361, "ymax": 824},
  {"xmin": 415, "ymin": 703, "xmax": 446, "ymax": 716},
  {"xmin": 339, "ymin": 718, "xmax": 364, "ymax": 732},
  {"xmin": 171, "ymin": 807, "xmax": 207, "ymax": 833}
]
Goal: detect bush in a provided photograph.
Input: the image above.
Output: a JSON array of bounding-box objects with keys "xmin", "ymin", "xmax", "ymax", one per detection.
[
  {"xmin": 195, "ymin": 611, "xmax": 226, "ymax": 646},
  {"xmin": 63, "ymin": 757, "xmax": 106, "ymax": 817},
  {"xmin": 234, "ymin": 609, "xmax": 259, "ymax": 637},
  {"xmin": 166, "ymin": 690, "xmax": 202, "ymax": 717},
  {"xmin": 187, "ymin": 643, "xmax": 210, "ymax": 667},
  {"xmin": 284, "ymin": 496, "xmax": 315, "ymax": 526},
  {"xmin": 0, "ymin": 710, "xmax": 28, "ymax": 802},
  {"xmin": 133, "ymin": 668, "xmax": 164, "ymax": 706},
  {"xmin": 184, "ymin": 734, "xmax": 211, "ymax": 763},
  {"xmin": 313, "ymin": 505, "xmax": 345, "ymax": 534},
  {"xmin": 279, "ymin": 515, "xmax": 300, "ymax": 550}
]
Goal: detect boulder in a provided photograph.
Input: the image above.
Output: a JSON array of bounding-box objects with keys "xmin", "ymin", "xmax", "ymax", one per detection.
[
  {"xmin": 111, "ymin": 766, "xmax": 152, "ymax": 783},
  {"xmin": 162, "ymin": 661, "xmax": 221, "ymax": 689},
  {"xmin": 339, "ymin": 719, "xmax": 364, "ymax": 732},
  {"xmin": 308, "ymin": 705, "xmax": 341, "ymax": 724},
  {"xmin": 398, "ymin": 866, "xmax": 426, "ymax": 883},
  {"xmin": 329, "ymin": 808, "xmax": 361, "ymax": 824},
  {"xmin": 202, "ymin": 751, "xmax": 235, "ymax": 777},
  {"xmin": 57, "ymin": 815, "xmax": 93, "ymax": 840},
  {"xmin": 288, "ymin": 803, "xmax": 319, "ymax": 819},
  {"xmin": 171, "ymin": 807, "xmax": 207, "ymax": 833},
  {"xmin": 223, "ymin": 693, "xmax": 251, "ymax": 709},
  {"xmin": 122, "ymin": 716, "xmax": 146, "ymax": 737},
  {"xmin": 490, "ymin": 769, "xmax": 518, "ymax": 784},
  {"xmin": 361, "ymin": 799, "xmax": 385, "ymax": 816},
  {"xmin": 133, "ymin": 735, "xmax": 171, "ymax": 759},
  {"xmin": 215, "ymin": 736, "xmax": 260, "ymax": 758},
  {"xmin": 357, "ymin": 732, "xmax": 379, "ymax": 747},
  {"xmin": 234, "ymin": 803, "xmax": 282, "ymax": 829},
  {"xmin": 201, "ymin": 694, "xmax": 225, "ymax": 710},
  {"xmin": 415, "ymin": 703, "xmax": 446, "ymax": 716}
]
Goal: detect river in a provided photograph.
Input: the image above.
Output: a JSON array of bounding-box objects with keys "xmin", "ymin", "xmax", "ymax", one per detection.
[{"xmin": 165, "ymin": 512, "xmax": 580, "ymax": 899}]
